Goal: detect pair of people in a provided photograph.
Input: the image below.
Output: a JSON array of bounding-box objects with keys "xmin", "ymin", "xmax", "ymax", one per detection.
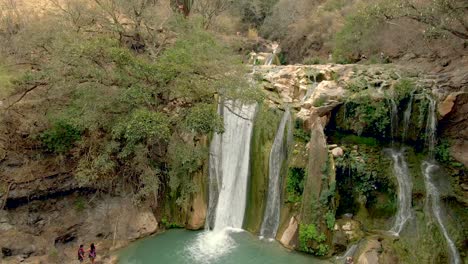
[{"xmin": 78, "ymin": 243, "xmax": 96, "ymax": 263}]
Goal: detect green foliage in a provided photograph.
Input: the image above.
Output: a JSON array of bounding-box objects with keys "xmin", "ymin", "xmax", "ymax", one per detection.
[
  {"xmin": 346, "ymin": 78, "xmax": 368, "ymax": 93},
  {"xmin": 40, "ymin": 120, "xmax": 82, "ymax": 153},
  {"xmin": 313, "ymin": 95, "xmax": 328, "ymax": 107},
  {"xmin": 298, "ymin": 224, "xmax": 329, "ymax": 256},
  {"xmin": 341, "ymin": 95, "xmax": 391, "ymax": 137},
  {"xmin": 393, "ymin": 79, "xmax": 415, "ymax": 101},
  {"xmin": 113, "ymin": 109, "xmax": 170, "ymax": 157},
  {"xmin": 74, "ymin": 197, "xmax": 86, "ymax": 212},
  {"xmin": 303, "ymin": 57, "xmax": 323, "ymax": 65},
  {"xmin": 167, "ymin": 139, "xmax": 207, "ymax": 207},
  {"xmin": 286, "ymin": 167, "xmax": 305, "ymax": 203},
  {"xmin": 332, "ymin": 3, "xmax": 386, "ymax": 62},
  {"xmin": 293, "ymin": 119, "xmax": 310, "ymax": 142},
  {"xmin": 435, "ymin": 139, "xmax": 464, "ymax": 168},
  {"xmin": 184, "ymin": 103, "xmax": 224, "ymax": 134},
  {"xmin": 160, "ymin": 217, "xmax": 184, "ymax": 229},
  {"xmin": 333, "ymin": 132, "xmax": 378, "ymax": 147},
  {"xmin": 325, "ymin": 211, "xmax": 336, "ymax": 230}
]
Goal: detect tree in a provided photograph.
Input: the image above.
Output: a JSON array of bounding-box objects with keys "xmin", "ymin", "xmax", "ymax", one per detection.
[
  {"xmin": 369, "ymin": 0, "xmax": 467, "ymax": 39},
  {"xmin": 193, "ymin": 0, "xmax": 233, "ymax": 29}
]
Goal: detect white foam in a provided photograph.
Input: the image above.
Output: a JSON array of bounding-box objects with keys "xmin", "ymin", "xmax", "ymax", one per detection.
[{"xmin": 186, "ymin": 229, "xmax": 243, "ymax": 264}]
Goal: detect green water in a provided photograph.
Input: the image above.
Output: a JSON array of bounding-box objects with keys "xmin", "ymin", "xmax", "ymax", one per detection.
[{"xmin": 119, "ymin": 229, "xmax": 330, "ymax": 264}]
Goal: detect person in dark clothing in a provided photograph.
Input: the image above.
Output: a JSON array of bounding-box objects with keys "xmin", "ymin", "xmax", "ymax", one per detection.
[
  {"xmin": 88, "ymin": 243, "xmax": 96, "ymax": 264},
  {"xmin": 77, "ymin": 245, "xmax": 85, "ymax": 263}
]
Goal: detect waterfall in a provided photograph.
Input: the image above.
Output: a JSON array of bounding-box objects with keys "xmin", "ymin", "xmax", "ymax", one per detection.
[
  {"xmin": 260, "ymin": 109, "xmax": 292, "ymax": 239},
  {"xmin": 301, "ymin": 75, "xmax": 318, "ymax": 103},
  {"xmin": 188, "ymin": 101, "xmax": 256, "ymax": 263},
  {"xmin": 265, "ymin": 54, "xmax": 274, "ymax": 66},
  {"xmin": 335, "ymin": 244, "xmax": 358, "ymax": 264},
  {"xmin": 425, "ymin": 96, "xmax": 437, "ymax": 157},
  {"xmin": 422, "ymin": 162, "xmax": 461, "ymax": 264},
  {"xmin": 420, "ymin": 96, "xmax": 461, "ymax": 264},
  {"xmin": 389, "ymin": 97, "xmax": 399, "ymax": 141},
  {"xmin": 386, "ymin": 148, "xmax": 413, "ymax": 235},
  {"xmin": 209, "ymin": 101, "xmax": 257, "ymax": 230},
  {"xmin": 386, "ymin": 94, "xmax": 413, "ymax": 235},
  {"xmin": 401, "ymin": 91, "xmax": 415, "ymax": 141}
]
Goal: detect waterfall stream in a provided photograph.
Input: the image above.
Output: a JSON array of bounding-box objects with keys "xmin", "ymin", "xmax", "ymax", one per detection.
[
  {"xmin": 260, "ymin": 109, "xmax": 292, "ymax": 239},
  {"xmin": 387, "ymin": 96, "xmax": 413, "ymax": 235},
  {"xmin": 422, "ymin": 162, "xmax": 461, "ymax": 264},
  {"xmin": 401, "ymin": 91, "xmax": 415, "ymax": 141},
  {"xmin": 420, "ymin": 96, "xmax": 461, "ymax": 264},
  {"xmin": 387, "ymin": 148, "xmax": 413, "ymax": 235},
  {"xmin": 188, "ymin": 101, "xmax": 257, "ymax": 263}
]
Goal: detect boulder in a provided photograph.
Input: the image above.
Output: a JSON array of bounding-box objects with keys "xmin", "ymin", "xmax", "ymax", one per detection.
[
  {"xmin": 279, "ymin": 216, "xmax": 298, "ymax": 249},
  {"xmin": 331, "ymin": 147, "xmax": 344, "ymax": 157},
  {"xmin": 357, "ymin": 239, "xmax": 382, "ymax": 264},
  {"xmin": 438, "ymin": 93, "xmax": 460, "ymax": 118},
  {"xmin": 128, "ymin": 211, "xmax": 158, "ymax": 240}
]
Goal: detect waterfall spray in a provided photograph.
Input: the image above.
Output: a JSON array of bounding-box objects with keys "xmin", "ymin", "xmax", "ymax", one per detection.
[{"xmin": 188, "ymin": 101, "xmax": 257, "ymax": 263}]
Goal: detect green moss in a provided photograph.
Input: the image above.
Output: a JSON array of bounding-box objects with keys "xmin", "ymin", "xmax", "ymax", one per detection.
[
  {"xmin": 244, "ymin": 104, "xmax": 281, "ymax": 233},
  {"xmin": 336, "ymin": 95, "xmax": 391, "ymax": 139},
  {"xmin": 286, "ymin": 167, "xmax": 306, "ymax": 203},
  {"xmin": 293, "ymin": 118, "xmax": 310, "ymax": 142}
]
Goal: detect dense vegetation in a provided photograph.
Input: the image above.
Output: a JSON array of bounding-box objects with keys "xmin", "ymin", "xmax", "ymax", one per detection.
[{"xmin": 0, "ymin": 1, "xmax": 262, "ymax": 208}]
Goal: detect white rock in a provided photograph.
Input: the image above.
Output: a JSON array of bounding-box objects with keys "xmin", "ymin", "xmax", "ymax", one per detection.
[{"xmin": 331, "ymin": 147, "xmax": 344, "ymax": 157}]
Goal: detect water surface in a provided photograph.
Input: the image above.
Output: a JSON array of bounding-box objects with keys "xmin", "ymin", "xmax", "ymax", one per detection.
[{"xmin": 119, "ymin": 229, "xmax": 329, "ymax": 264}]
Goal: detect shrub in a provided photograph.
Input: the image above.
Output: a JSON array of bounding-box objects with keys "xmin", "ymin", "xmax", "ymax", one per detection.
[
  {"xmin": 325, "ymin": 211, "xmax": 335, "ymax": 230},
  {"xmin": 184, "ymin": 103, "xmax": 224, "ymax": 134},
  {"xmin": 313, "ymin": 95, "xmax": 328, "ymax": 107},
  {"xmin": 299, "ymin": 224, "xmax": 329, "ymax": 256},
  {"xmin": 303, "ymin": 57, "xmax": 323, "ymax": 65},
  {"xmin": 293, "ymin": 118, "xmax": 310, "ymax": 142},
  {"xmin": 40, "ymin": 120, "xmax": 82, "ymax": 153},
  {"xmin": 286, "ymin": 167, "xmax": 305, "ymax": 203}
]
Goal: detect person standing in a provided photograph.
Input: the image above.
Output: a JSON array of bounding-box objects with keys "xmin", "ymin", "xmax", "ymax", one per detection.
[
  {"xmin": 88, "ymin": 243, "xmax": 96, "ymax": 264},
  {"xmin": 77, "ymin": 245, "xmax": 85, "ymax": 263}
]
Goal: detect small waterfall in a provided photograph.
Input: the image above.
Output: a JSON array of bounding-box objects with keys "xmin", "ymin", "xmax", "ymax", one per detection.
[
  {"xmin": 188, "ymin": 101, "xmax": 256, "ymax": 263},
  {"xmin": 265, "ymin": 54, "xmax": 274, "ymax": 66},
  {"xmin": 422, "ymin": 162, "xmax": 461, "ymax": 264},
  {"xmin": 301, "ymin": 75, "xmax": 318, "ymax": 103},
  {"xmin": 420, "ymin": 96, "xmax": 461, "ymax": 263},
  {"xmin": 259, "ymin": 109, "xmax": 292, "ymax": 239},
  {"xmin": 387, "ymin": 148, "xmax": 413, "ymax": 235},
  {"xmin": 425, "ymin": 96, "xmax": 437, "ymax": 156},
  {"xmin": 389, "ymin": 97, "xmax": 399, "ymax": 141},
  {"xmin": 401, "ymin": 91, "xmax": 415, "ymax": 141},
  {"xmin": 335, "ymin": 244, "xmax": 358, "ymax": 264}
]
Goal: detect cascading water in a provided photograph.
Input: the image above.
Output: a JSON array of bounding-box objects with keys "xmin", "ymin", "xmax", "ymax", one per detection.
[
  {"xmin": 187, "ymin": 101, "xmax": 257, "ymax": 263},
  {"xmin": 387, "ymin": 149, "xmax": 413, "ymax": 235},
  {"xmin": 421, "ymin": 96, "xmax": 461, "ymax": 264},
  {"xmin": 422, "ymin": 162, "xmax": 461, "ymax": 264},
  {"xmin": 389, "ymin": 97, "xmax": 399, "ymax": 142},
  {"xmin": 401, "ymin": 90, "xmax": 415, "ymax": 141},
  {"xmin": 301, "ymin": 75, "xmax": 318, "ymax": 103},
  {"xmin": 259, "ymin": 109, "xmax": 292, "ymax": 240},
  {"xmin": 386, "ymin": 95, "xmax": 413, "ymax": 235},
  {"xmin": 424, "ymin": 96, "xmax": 437, "ymax": 155}
]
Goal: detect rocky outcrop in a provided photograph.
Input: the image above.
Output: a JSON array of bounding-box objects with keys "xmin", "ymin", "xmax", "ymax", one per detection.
[
  {"xmin": 0, "ymin": 196, "xmax": 158, "ymax": 263},
  {"xmin": 439, "ymin": 92, "xmax": 468, "ymax": 167},
  {"xmin": 279, "ymin": 216, "xmax": 299, "ymax": 249}
]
